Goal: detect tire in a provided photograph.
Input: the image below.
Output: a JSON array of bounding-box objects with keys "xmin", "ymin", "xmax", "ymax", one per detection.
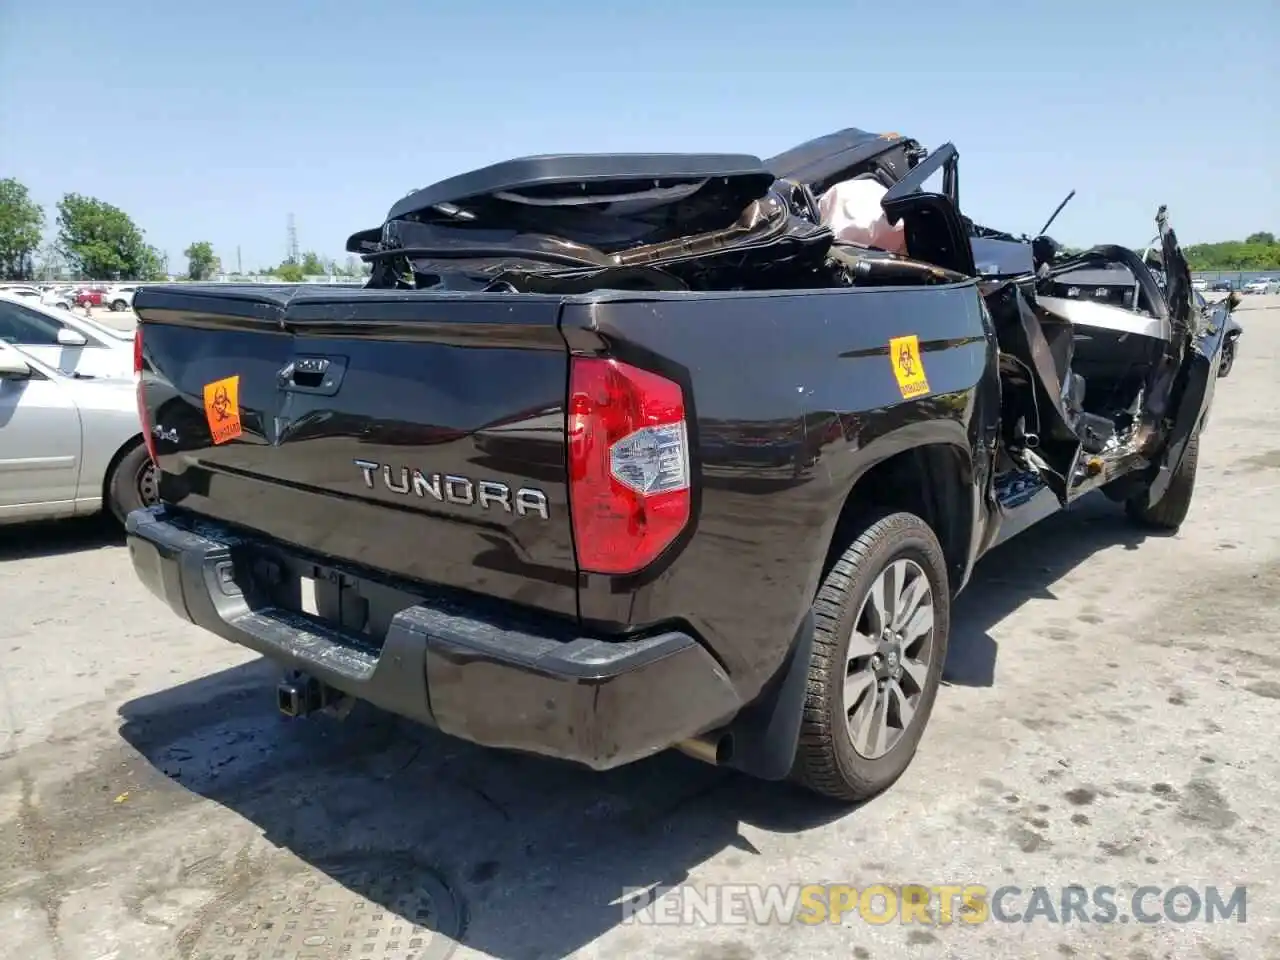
[
  {"xmin": 106, "ymin": 442, "xmax": 159, "ymax": 525},
  {"xmin": 1125, "ymin": 432, "xmax": 1200, "ymax": 531},
  {"xmin": 1218, "ymin": 342, "xmax": 1235, "ymax": 378},
  {"xmin": 111, "ymin": 299, "xmax": 127, "ymax": 312},
  {"xmin": 791, "ymin": 510, "xmax": 951, "ymax": 803}
]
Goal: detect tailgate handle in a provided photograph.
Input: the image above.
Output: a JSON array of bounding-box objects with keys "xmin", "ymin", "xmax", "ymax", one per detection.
[{"xmin": 278, "ymin": 356, "xmax": 347, "ymax": 396}]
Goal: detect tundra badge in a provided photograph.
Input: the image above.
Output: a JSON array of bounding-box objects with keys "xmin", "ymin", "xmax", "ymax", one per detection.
[{"xmin": 353, "ymin": 459, "xmax": 549, "ymax": 519}]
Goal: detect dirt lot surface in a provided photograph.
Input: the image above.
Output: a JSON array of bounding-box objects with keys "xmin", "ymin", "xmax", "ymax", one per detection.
[
  {"xmin": 2, "ymin": 297, "xmax": 1278, "ymax": 960},
  {"xmin": 82, "ymin": 306, "xmax": 136, "ymax": 333}
]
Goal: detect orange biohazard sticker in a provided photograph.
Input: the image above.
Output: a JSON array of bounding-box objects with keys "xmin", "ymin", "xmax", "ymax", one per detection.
[
  {"xmin": 888, "ymin": 335, "xmax": 930, "ymax": 399},
  {"xmin": 203, "ymin": 375, "xmax": 242, "ymax": 444}
]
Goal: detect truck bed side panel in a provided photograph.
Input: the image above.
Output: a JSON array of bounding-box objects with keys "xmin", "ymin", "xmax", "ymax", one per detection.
[{"xmin": 562, "ymin": 282, "xmax": 995, "ymax": 701}]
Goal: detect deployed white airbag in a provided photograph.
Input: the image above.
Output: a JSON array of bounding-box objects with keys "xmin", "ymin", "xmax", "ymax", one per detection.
[{"xmin": 817, "ymin": 178, "xmax": 907, "ymax": 254}]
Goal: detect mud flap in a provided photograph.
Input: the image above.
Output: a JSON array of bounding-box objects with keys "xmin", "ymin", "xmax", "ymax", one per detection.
[{"xmin": 721, "ymin": 610, "xmax": 815, "ymax": 781}]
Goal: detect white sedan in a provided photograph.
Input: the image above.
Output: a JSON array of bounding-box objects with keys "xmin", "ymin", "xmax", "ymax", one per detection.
[
  {"xmin": 0, "ymin": 291, "xmax": 135, "ymax": 379},
  {"xmin": 0, "ymin": 284, "xmax": 73, "ymax": 310},
  {"xmin": 1243, "ymin": 277, "xmax": 1277, "ymax": 294},
  {"xmin": 0, "ymin": 340, "xmax": 157, "ymax": 526}
]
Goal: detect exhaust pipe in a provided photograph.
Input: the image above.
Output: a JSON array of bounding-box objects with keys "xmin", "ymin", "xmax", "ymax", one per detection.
[{"xmin": 676, "ymin": 731, "xmax": 733, "ymax": 766}]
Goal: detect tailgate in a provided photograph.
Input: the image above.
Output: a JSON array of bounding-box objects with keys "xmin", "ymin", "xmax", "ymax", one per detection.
[{"xmin": 134, "ymin": 285, "xmax": 578, "ymax": 618}]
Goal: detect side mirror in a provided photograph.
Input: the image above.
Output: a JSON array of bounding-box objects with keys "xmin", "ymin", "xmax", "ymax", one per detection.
[
  {"xmin": 0, "ymin": 353, "xmax": 33, "ymax": 380},
  {"xmin": 56, "ymin": 327, "xmax": 89, "ymax": 347}
]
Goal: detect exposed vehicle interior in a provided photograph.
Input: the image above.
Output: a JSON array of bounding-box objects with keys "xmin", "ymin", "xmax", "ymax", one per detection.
[{"xmin": 346, "ymin": 128, "xmax": 1214, "ymax": 506}]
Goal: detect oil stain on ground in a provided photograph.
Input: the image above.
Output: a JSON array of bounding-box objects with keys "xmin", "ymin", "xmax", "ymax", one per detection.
[{"xmin": 1176, "ymin": 778, "xmax": 1240, "ymax": 832}]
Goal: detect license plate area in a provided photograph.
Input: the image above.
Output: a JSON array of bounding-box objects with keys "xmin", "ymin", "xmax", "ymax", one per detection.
[
  {"xmin": 248, "ymin": 550, "xmax": 412, "ymax": 649},
  {"xmin": 294, "ymin": 566, "xmax": 370, "ymax": 634}
]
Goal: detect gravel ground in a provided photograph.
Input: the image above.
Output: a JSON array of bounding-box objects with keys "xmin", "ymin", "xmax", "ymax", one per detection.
[{"xmin": 2, "ymin": 297, "xmax": 1278, "ymax": 960}]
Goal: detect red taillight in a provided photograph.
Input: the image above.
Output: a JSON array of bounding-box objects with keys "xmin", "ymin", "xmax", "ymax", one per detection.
[
  {"xmin": 567, "ymin": 357, "xmax": 691, "ymax": 575},
  {"xmin": 135, "ymin": 327, "xmax": 158, "ymax": 464}
]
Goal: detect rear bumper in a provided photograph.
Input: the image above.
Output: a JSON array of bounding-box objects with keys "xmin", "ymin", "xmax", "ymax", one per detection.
[{"xmin": 125, "ymin": 507, "xmax": 741, "ymax": 770}]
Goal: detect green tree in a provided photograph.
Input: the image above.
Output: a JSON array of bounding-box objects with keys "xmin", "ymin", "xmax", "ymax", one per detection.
[
  {"xmin": 56, "ymin": 193, "xmax": 155, "ymax": 279},
  {"xmin": 1245, "ymin": 232, "xmax": 1275, "ymax": 246},
  {"xmin": 299, "ymin": 250, "xmax": 326, "ymax": 275},
  {"xmin": 274, "ymin": 262, "xmax": 305, "ymax": 282},
  {"xmin": 184, "ymin": 240, "xmax": 221, "ymax": 280},
  {"xmin": 0, "ymin": 178, "xmax": 45, "ymax": 280},
  {"xmin": 1184, "ymin": 238, "xmax": 1280, "ymax": 271},
  {"xmin": 140, "ymin": 245, "xmax": 168, "ymax": 281}
]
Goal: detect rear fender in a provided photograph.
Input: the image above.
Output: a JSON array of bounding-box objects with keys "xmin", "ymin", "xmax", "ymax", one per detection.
[{"xmin": 727, "ymin": 429, "xmax": 981, "ymax": 780}]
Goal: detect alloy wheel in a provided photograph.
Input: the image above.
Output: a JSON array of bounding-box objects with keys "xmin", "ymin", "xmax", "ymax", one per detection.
[
  {"xmin": 842, "ymin": 558, "xmax": 935, "ymax": 759},
  {"xmin": 136, "ymin": 459, "xmax": 159, "ymax": 506}
]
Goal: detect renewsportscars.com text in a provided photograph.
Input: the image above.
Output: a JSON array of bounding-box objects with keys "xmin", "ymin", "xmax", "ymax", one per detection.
[{"xmin": 620, "ymin": 883, "xmax": 1248, "ymax": 926}]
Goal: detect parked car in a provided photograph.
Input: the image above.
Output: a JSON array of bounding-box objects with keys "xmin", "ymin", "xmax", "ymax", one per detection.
[
  {"xmin": 106, "ymin": 285, "xmax": 138, "ymax": 312},
  {"xmin": 1209, "ymin": 279, "xmax": 1235, "ymax": 293},
  {"xmin": 0, "ymin": 292, "xmax": 136, "ymax": 379},
  {"xmin": 126, "ymin": 129, "xmax": 1234, "ymax": 803},
  {"xmin": 0, "ymin": 341, "xmax": 158, "ymax": 526},
  {"xmin": 73, "ymin": 288, "xmax": 105, "ymax": 308},
  {"xmin": 2, "ymin": 285, "xmax": 72, "ymax": 310},
  {"xmin": 1217, "ymin": 296, "xmax": 1244, "ymax": 378},
  {"xmin": 43, "ymin": 288, "xmax": 74, "ymax": 310},
  {"xmin": 1191, "ymin": 278, "xmax": 1208, "ymax": 291},
  {"xmin": 1242, "ymin": 277, "xmax": 1277, "ymax": 294}
]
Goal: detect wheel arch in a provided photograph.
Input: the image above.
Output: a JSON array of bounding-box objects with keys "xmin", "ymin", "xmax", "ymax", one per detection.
[
  {"xmin": 720, "ymin": 433, "xmax": 978, "ymax": 783},
  {"xmin": 822, "ymin": 439, "xmax": 976, "ymax": 596},
  {"xmin": 100, "ymin": 432, "xmax": 147, "ymax": 510}
]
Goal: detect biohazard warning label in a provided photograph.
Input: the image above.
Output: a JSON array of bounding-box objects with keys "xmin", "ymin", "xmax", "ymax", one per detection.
[
  {"xmin": 888, "ymin": 334, "xmax": 931, "ymax": 399},
  {"xmin": 203, "ymin": 375, "xmax": 242, "ymax": 444}
]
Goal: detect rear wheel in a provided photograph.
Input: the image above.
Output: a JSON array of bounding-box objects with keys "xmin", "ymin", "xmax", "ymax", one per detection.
[
  {"xmin": 1125, "ymin": 432, "xmax": 1200, "ymax": 532},
  {"xmin": 111, "ymin": 299, "xmax": 128, "ymax": 312},
  {"xmin": 106, "ymin": 443, "xmax": 159, "ymax": 525},
  {"xmin": 791, "ymin": 510, "xmax": 950, "ymax": 803}
]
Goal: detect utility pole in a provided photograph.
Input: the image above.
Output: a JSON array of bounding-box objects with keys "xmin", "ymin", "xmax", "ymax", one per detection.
[
  {"xmin": 286, "ymin": 214, "xmax": 299, "ymax": 264},
  {"xmin": 237, "ymin": 246, "xmax": 242, "ymax": 275}
]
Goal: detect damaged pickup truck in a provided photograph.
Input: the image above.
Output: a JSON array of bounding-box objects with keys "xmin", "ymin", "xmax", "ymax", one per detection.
[{"xmin": 127, "ymin": 129, "xmax": 1239, "ymax": 802}]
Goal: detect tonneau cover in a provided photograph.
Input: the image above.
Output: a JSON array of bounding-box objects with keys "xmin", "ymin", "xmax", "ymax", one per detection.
[{"xmin": 386, "ymin": 153, "xmax": 776, "ymax": 222}]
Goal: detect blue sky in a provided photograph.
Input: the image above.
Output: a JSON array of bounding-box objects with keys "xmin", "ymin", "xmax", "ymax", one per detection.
[{"xmin": 2, "ymin": 0, "xmax": 1276, "ymax": 273}]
